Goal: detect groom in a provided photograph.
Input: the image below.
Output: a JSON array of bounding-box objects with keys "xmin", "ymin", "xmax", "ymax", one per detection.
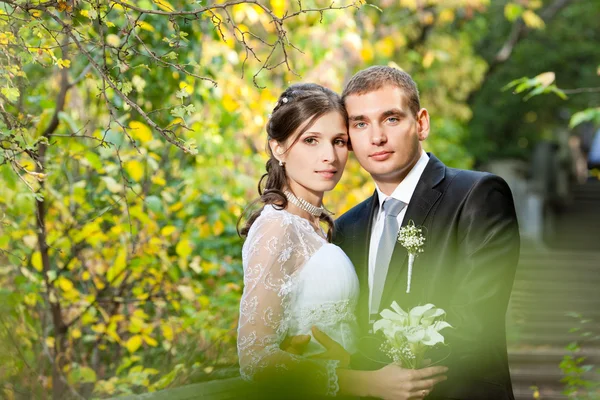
[{"xmin": 334, "ymin": 66, "xmax": 520, "ymax": 399}]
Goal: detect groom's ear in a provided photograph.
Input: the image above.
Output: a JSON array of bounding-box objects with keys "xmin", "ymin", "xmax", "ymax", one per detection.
[{"xmin": 416, "ymin": 108, "xmax": 430, "ymax": 141}]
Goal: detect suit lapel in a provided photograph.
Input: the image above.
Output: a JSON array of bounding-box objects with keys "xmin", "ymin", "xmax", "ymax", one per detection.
[
  {"xmin": 353, "ymin": 191, "xmax": 379, "ymax": 329},
  {"xmin": 380, "ymin": 155, "xmax": 445, "ymax": 307}
]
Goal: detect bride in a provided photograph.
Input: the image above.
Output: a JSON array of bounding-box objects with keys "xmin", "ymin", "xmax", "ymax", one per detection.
[{"xmin": 237, "ymin": 83, "xmax": 447, "ymax": 399}]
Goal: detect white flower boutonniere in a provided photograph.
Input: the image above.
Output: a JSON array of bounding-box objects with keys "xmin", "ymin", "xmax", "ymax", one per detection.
[{"xmin": 397, "ymin": 220, "xmax": 425, "ymax": 293}]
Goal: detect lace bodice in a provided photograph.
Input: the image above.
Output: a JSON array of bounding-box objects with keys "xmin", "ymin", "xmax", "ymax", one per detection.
[{"xmin": 237, "ymin": 205, "xmax": 359, "ymax": 396}]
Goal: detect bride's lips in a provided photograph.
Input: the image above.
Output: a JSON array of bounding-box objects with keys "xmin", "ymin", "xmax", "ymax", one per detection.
[
  {"xmin": 315, "ymin": 169, "xmax": 337, "ymax": 179},
  {"xmin": 369, "ymin": 150, "xmax": 393, "ymax": 161}
]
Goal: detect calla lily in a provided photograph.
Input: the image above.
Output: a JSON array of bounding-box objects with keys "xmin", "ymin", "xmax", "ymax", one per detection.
[{"xmin": 373, "ymin": 303, "xmax": 452, "ymax": 368}]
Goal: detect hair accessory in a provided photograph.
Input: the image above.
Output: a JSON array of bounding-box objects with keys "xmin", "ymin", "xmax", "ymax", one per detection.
[
  {"xmin": 284, "ymin": 190, "xmax": 326, "ymax": 218},
  {"xmin": 281, "ymin": 97, "xmax": 288, "ymax": 103}
]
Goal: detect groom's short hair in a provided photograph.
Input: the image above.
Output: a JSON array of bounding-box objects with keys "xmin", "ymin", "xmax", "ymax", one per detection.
[{"xmin": 342, "ymin": 66, "xmax": 421, "ymax": 117}]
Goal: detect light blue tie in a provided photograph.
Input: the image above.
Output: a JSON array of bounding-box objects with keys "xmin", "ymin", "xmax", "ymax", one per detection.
[{"xmin": 370, "ymin": 198, "xmax": 406, "ymax": 322}]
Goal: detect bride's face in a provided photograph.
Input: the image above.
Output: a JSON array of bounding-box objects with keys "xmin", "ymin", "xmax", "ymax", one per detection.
[{"xmin": 272, "ymin": 111, "xmax": 349, "ymax": 201}]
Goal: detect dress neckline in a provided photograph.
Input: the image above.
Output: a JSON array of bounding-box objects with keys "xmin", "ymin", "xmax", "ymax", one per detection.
[{"xmin": 264, "ymin": 204, "xmax": 328, "ymax": 242}]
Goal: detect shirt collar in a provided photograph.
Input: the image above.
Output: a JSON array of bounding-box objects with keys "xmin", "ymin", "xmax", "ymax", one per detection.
[{"xmin": 376, "ymin": 150, "xmax": 430, "ymax": 211}]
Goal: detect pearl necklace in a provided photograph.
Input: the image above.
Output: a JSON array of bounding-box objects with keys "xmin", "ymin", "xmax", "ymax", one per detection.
[{"xmin": 284, "ymin": 190, "xmax": 326, "ymax": 218}]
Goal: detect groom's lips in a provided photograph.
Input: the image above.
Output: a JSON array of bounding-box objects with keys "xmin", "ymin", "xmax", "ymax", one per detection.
[{"xmin": 370, "ymin": 151, "xmax": 393, "ymax": 161}]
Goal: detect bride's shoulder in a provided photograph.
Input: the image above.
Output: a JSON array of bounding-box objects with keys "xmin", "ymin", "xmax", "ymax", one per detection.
[{"xmin": 246, "ymin": 204, "xmax": 302, "ymax": 239}]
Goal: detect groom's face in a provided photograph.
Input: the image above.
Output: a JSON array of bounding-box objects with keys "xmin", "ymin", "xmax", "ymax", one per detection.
[{"xmin": 345, "ymin": 85, "xmax": 429, "ymax": 192}]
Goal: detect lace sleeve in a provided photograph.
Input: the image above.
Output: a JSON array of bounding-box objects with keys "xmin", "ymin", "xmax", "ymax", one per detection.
[{"xmin": 237, "ymin": 212, "xmax": 340, "ymax": 396}]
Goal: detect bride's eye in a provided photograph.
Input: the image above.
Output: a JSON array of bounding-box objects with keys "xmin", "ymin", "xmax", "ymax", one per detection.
[
  {"xmin": 334, "ymin": 138, "xmax": 347, "ymax": 146},
  {"xmin": 304, "ymin": 137, "xmax": 317, "ymax": 145}
]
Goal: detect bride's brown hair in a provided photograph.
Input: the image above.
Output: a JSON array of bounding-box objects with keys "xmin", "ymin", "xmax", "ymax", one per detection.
[{"xmin": 238, "ymin": 83, "xmax": 348, "ymax": 241}]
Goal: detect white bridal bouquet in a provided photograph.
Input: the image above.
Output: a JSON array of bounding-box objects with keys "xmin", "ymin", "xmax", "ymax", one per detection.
[{"xmin": 373, "ymin": 302, "xmax": 451, "ymax": 369}]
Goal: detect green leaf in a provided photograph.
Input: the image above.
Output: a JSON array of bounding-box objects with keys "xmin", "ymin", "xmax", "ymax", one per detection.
[
  {"xmin": 145, "ymin": 195, "xmax": 162, "ymax": 214},
  {"xmin": 569, "ymin": 108, "xmax": 600, "ymax": 128},
  {"xmin": 504, "ymin": 3, "xmax": 524, "ymax": 22},
  {"xmin": 1, "ymin": 87, "xmax": 19, "ymax": 103},
  {"xmin": 79, "ymin": 366, "xmax": 97, "ymax": 383}
]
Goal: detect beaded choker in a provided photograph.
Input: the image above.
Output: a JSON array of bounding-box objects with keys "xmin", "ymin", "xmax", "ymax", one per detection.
[{"xmin": 284, "ymin": 190, "xmax": 326, "ymax": 218}]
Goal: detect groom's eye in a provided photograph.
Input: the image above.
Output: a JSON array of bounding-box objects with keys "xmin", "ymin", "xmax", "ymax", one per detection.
[{"xmin": 354, "ymin": 122, "xmax": 366, "ymax": 129}]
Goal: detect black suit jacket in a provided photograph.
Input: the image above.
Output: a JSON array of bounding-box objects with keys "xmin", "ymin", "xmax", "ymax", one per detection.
[{"xmin": 335, "ymin": 154, "xmax": 519, "ymax": 400}]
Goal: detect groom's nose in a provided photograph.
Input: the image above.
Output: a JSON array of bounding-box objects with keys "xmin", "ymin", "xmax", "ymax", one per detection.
[{"xmin": 370, "ymin": 125, "xmax": 386, "ymax": 145}]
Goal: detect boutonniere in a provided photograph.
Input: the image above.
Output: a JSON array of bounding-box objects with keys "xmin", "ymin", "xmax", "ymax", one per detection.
[{"xmin": 397, "ymin": 220, "xmax": 425, "ymax": 293}]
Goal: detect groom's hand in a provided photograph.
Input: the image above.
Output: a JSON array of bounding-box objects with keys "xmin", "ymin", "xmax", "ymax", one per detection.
[
  {"xmin": 307, "ymin": 326, "xmax": 351, "ymax": 369},
  {"xmin": 280, "ymin": 334, "xmax": 311, "ymax": 355}
]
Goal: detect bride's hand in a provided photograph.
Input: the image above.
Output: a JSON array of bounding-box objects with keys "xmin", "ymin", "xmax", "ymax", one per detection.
[
  {"xmin": 280, "ymin": 334, "xmax": 311, "ymax": 355},
  {"xmin": 307, "ymin": 326, "xmax": 351, "ymax": 368},
  {"xmin": 369, "ymin": 364, "xmax": 448, "ymax": 400}
]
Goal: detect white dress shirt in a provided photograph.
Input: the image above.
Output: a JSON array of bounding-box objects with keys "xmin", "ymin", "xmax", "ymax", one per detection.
[{"xmin": 368, "ymin": 150, "xmax": 430, "ymax": 310}]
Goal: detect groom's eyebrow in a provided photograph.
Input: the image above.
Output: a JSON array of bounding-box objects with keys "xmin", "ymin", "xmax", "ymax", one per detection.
[
  {"xmin": 381, "ymin": 108, "xmax": 407, "ymax": 119},
  {"xmin": 348, "ymin": 114, "xmax": 367, "ymax": 121}
]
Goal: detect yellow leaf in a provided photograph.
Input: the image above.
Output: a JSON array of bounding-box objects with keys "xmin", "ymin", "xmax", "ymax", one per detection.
[
  {"xmin": 177, "ymin": 285, "xmax": 195, "ymax": 301},
  {"xmin": 143, "ymin": 335, "xmax": 158, "ymax": 347},
  {"xmin": 31, "ymin": 251, "xmax": 43, "ymax": 272},
  {"xmin": 170, "ymin": 202, "xmax": 183, "ymax": 212},
  {"xmin": 374, "ymin": 38, "xmax": 394, "ymax": 59},
  {"xmin": 106, "ymin": 21, "xmax": 115, "ymax": 28},
  {"xmin": 179, "ymin": 81, "xmax": 193, "ymax": 94},
  {"xmin": 106, "ymin": 34, "xmax": 120, "ymax": 47},
  {"xmin": 23, "ymin": 234, "xmax": 37, "ymax": 248},
  {"xmin": 106, "ymin": 248, "xmax": 127, "ymax": 285},
  {"xmin": 128, "ymin": 121, "xmax": 153, "ymax": 143},
  {"xmin": 92, "ymin": 323, "xmax": 106, "ymax": 334},
  {"xmin": 270, "ymin": 0, "xmax": 285, "ymax": 18},
  {"xmin": 161, "ymin": 324, "xmax": 174, "ymax": 341},
  {"xmin": 534, "ymin": 71, "xmax": 555, "ymax": 88},
  {"xmin": 124, "ymin": 160, "xmax": 144, "ymax": 182},
  {"xmin": 161, "ymin": 225, "xmax": 177, "ymax": 236},
  {"xmin": 213, "ymin": 220, "xmax": 225, "ymax": 236},
  {"xmin": 71, "ymin": 328, "xmax": 82, "ymax": 339},
  {"xmin": 57, "ymin": 59, "xmax": 71, "ymax": 69},
  {"xmin": 57, "ymin": 277, "xmax": 74, "ymax": 292},
  {"xmin": 438, "ymin": 9, "xmax": 454, "ymax": 24},
  {"xmin": 422, "ymin": 51, "xmax": 435, "ymax": 68},
  {"xmin": 176, "ymin": 239, "xmax": 193, "ymax": 259},
  {"xmin": 199, "ymin": 219, "xmax": 211, "ymax": 238},
  {"xmin": 102, "ymin": 176, "xmax": 122, "ymax": 193},
  {"xmin": 400, "ymin": 0, "xmax": 417, "ymax": 9},
  {"xmin": 82, "ymin": 271, "xmax": 91, "ymax": 281},
  {"xmin": 199, "ymin": 295, "xmax": 210, "ymax": 308},
  {"xmin": 137, "ymin": 21, "xmax": 155, "ymax": 32},
  {"xmin": 522, "ymin": 10, "xmax": 545, "ymax": 29},
  {"xmin": 153, "ymin": 0, "xmax": 174, "ymax": 12},
  {"xmin": 45, "ymin": 336, "xmax": 55, "ymax": 348},
  {"xmin": 222, "ymin": 94, "xmax": 238, "ymax": 113},
  {"xmin": 125, "ymin": 335, "xmax": 143, "ymax": 353},
  {"xmin": 152, "ymin": 175, "xmax": 166, "ymax": 186},
  {"xmin": 360, "ymin": 42, "xmax": 374, "ymax": 63}
]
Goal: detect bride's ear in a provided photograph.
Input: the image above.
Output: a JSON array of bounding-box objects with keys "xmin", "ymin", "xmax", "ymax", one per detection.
[{"xmin": 269, "ymin": 139, "xmax": 286, "ymax": 163}]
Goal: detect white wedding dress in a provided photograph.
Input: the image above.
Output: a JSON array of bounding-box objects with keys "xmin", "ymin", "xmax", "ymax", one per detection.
[{"xmin": 237, "ymin": 205, "xmax": 360, "ymax": 396}]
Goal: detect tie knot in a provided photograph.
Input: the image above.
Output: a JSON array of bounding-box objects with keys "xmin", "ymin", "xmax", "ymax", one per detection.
[{"xmin": 383, "ymin": 198, "xmax": 405, "ymax": 218}]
